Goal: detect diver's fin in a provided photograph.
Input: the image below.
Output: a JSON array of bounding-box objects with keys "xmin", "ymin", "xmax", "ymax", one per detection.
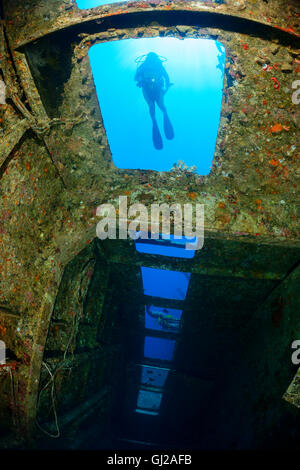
[
  {"xmin": 163, "ymin": 112, "xmax": 174, "ymax": 140},
  {"xmin": 152, "ymin": 121, "xmax": 163, "ymax": 150}
]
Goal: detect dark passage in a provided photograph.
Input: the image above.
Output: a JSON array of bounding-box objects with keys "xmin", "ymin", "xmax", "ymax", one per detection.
[{"xmin": 36, "ymin": 238, "xmax": 300, "ymax": 450}]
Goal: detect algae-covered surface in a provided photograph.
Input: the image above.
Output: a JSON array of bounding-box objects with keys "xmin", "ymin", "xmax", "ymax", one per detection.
[
  {"xmin": 284, "ymin": 369, "xmax": 300, "ymax": 409},
  {"xmin": 0, "ymin": 0, "xmax": 299, "ymax": 449}
]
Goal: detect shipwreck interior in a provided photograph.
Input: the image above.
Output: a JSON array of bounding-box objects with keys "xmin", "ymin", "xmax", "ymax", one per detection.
[{"xmin": 0, "ymin": 0, "xmax": 299, "ymax": 450}]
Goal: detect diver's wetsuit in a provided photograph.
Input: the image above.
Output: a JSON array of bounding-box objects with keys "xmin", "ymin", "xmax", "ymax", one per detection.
[{"xmin": 135, "ymin": 53, "xmax": 174, "ymax": 150}]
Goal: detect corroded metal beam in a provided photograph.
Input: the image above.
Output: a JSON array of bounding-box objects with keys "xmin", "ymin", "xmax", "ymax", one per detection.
[
  {"xmin": 100, "ymin": 235, "xmax": 300, "ymax": 281},
  {"xmin": 0, "ymin": 306, "xmax": 20, "ymax": 319},
  {"xmin": 2, "ymin": 1, "xmax": 300, "ymax": 50},
  {"xmin": 39, "ymin": 387, "xmax": 110, "ymax": 436},
  {"xmin": 0, "ymin": 119, "xmax": 30, "ymax": 172}
]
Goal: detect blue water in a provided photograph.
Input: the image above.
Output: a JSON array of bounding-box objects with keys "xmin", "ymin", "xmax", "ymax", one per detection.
[
  {"xmin": 137, "ymin": 389, "xmax": 163, "ymax": 411},
  {"xmin": 76, "ymin": 0, "xmax": 225, "ymax": 9},
  {"xmin": 76, "ymin": 0, "xmax": 120, "ymax": 7},
  {"xmin": 140, "ymin": 365, "xmax": 169, "ymax": 388},
  {"xmin": 141, "ymin": 267, "xmax": 191, "ymax": 300},
  {"xmin": 89, "ymin": 37, "xmax": 225, "ymax": 174},
  {"xmin": 144, "ymin": 336, "xmax": 175, "ymax": 361},
  {"xmin": 135, "ymin": 234, "xmax": 196, "ymax": 258}
]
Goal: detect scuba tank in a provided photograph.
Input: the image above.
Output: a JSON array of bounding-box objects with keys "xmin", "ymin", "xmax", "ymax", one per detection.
[{"xmin": 135, "ymin": 53, "xmax": 168, "ymax": 91}]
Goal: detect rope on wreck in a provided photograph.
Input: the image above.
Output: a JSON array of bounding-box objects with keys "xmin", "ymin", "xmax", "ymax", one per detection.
[
  {"xmin": 0, "ymin": 362, "xmax": 18, "ymax": 427},
  {"xmin": 36, "ymin": 361, "xmax": 60, "ymax": 439},
  {"xmin": 11, "ymin": 93, "xmax": 85, "ymax": 136},
  {"xmin": 9, "ymin": 367, "xmax": 17, "ymax": 427},
  {"xmin": 9, "ymin": 92, "xmax": 85, "ymax": 188}
]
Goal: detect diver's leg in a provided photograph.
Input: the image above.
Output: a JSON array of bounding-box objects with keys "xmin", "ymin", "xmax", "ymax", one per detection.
[
  {"xmin": 143, "ymin": 88, "xmax": 163, "ymax": 150},
  {"xmin": 152, "ymin": 118, "xmax": 163, "ymax": 151},
  {"xmin": 142, "ymin": 87, "xmax": 156, "ymax": 121},
  {"xmin": 156, "ymin": 92, "xmax": 174, "ymax": 140}
]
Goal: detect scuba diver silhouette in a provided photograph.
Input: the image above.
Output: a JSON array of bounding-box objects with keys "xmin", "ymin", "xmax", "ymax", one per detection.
[{"xmin": 135, "ymin": 52, "xmax": 174, "ymax": 150}]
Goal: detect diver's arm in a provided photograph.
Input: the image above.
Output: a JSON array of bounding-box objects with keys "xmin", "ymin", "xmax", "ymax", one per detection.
[
  {"xmin": 163, "ymin": 69, "xmax": 174, "ymax": 93},
  {"xmin": 134, "ymin": 68, "xmax": 143, "ymax": 87},
  {"xmin": 163, "ymin": 69, "xmax": 171, "ymax": 88},
  {"xmin": 134, "ymin": 69, "xmax": 140, "ymax": 82}
]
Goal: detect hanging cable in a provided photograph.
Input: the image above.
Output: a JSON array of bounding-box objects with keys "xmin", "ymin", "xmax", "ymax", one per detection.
[
  {"xmin": 36, "ymin": 361, "xmax": 60, "ymax": 438},
  {"xmin": 35, "ymin": 258, "xmax": 96, "ymax": 438}
]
